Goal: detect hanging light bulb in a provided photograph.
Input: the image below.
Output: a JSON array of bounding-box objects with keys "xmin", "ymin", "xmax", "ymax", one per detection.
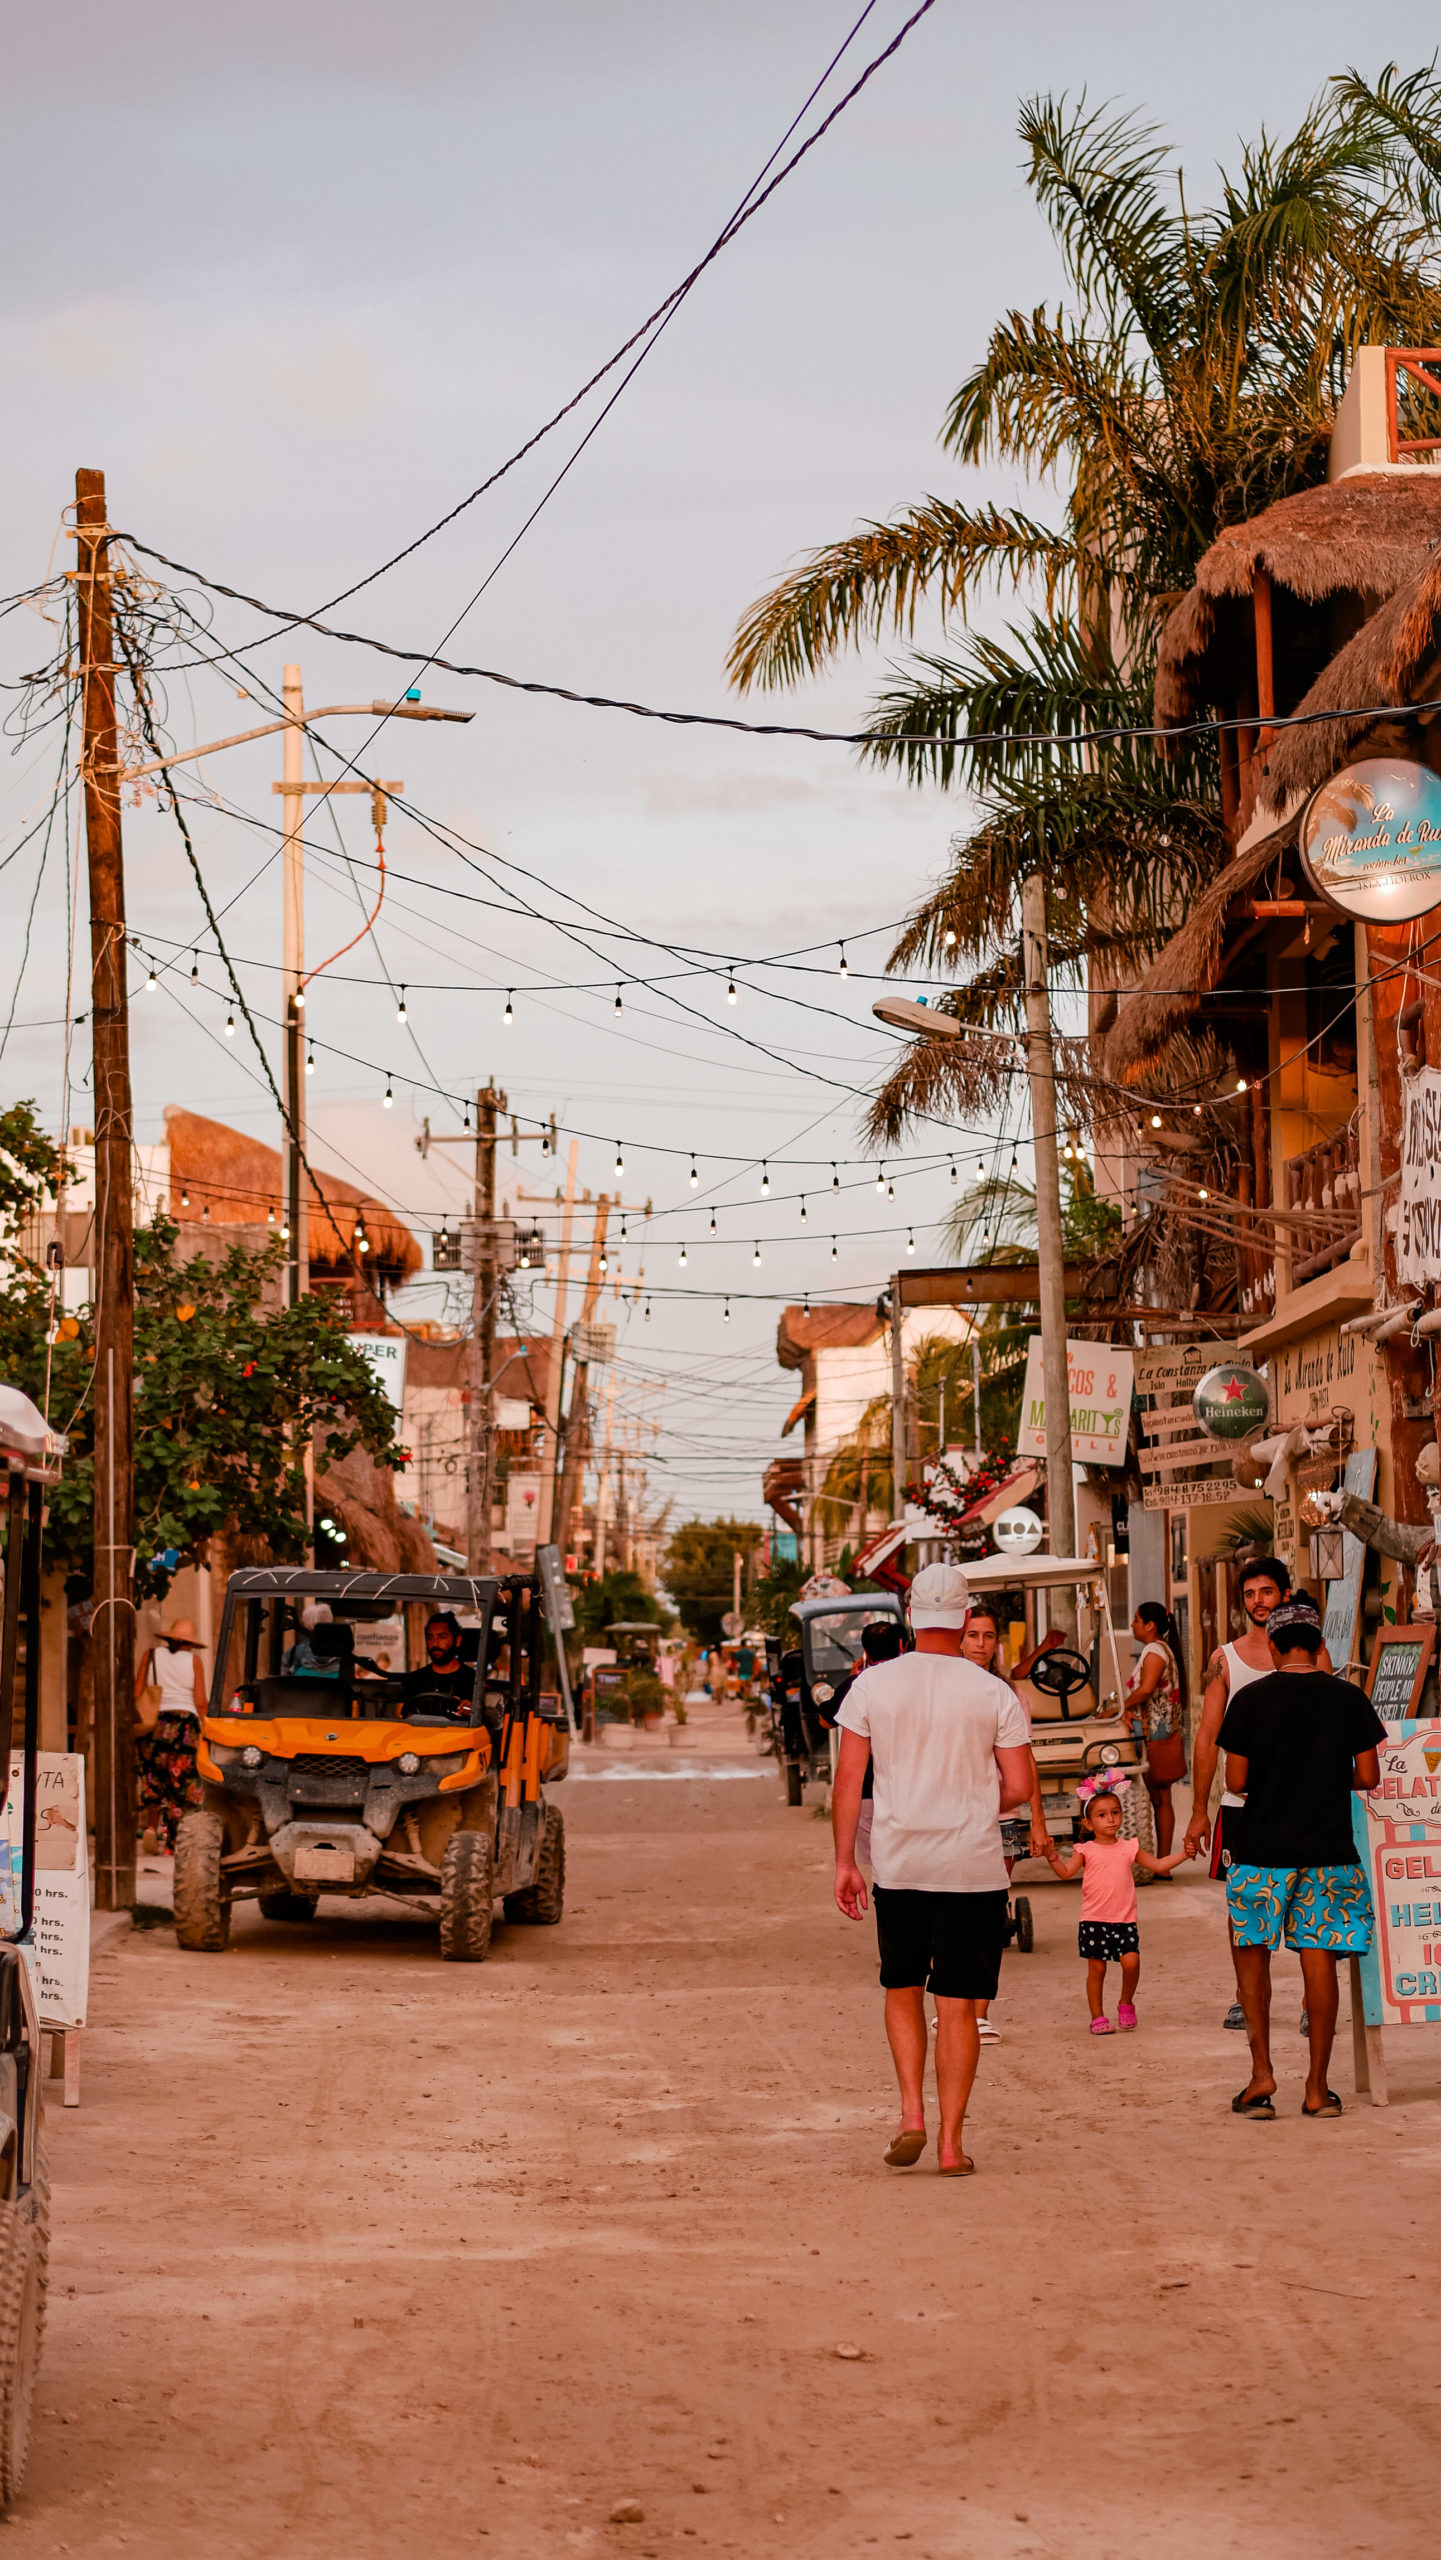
[
  {"xmin": 803, "ymin": 1291, "xmax": 810, "ymax": 1315},
  {"xmin": 305, "ymin": 1044, "xmax": 315, "ymax": 1075},
  {"xmin": 1198, "ymin": 1185, "xmax": 1209, "ymax": 1201},
  {"xmin": 906, "ymin": 1230, "xmax": 916, "ymax": 1256},
  {"xmin": 280, "ymin": 1220, "xmax": 290, "ymax": 1241},
  {"xmin": 644, "ymin": 1298, "xmax": 651, "ymax": 1322},
  {"xmin": 832, "ymin": 1164, "xmax": 840, "ymax": 1193},
  {"xmin": 1236, "ymin": 1076, "xmax": 1248, "ymax": 1093},
  {"xmin": 614, "ymin": 985, "xmax": 623, "ymax": 1015},
  {"xmin": 383, "ymin": 1079, "xmax": 394, "ymax": 1109},
  {"xmin": 202, "ymin": 1202, "xmax": 211, "ymax": 1222},
  {"xmin": 838, "ymin": 942, "xmax": 849, "ymax": 977},
  {"xmin": 1151, "ymin": 1113, "xmax": 1162, "ymax": 1129},
  {"xmin": 180, "ymin": 1186, "xmax": 190, "ymax": 1209},
  {"xmin": 1063, "ymin": 1139, "xmax": 1074, "ymax": 1160},
  {"xmin": 678, "ymin": 1244, "xmax": 687, "ymax": 1267},
  {"xmin": 949, "ymin": 1160, "xmax": 957, "ymax": 1184},
  {"xmin": 689, "ymin": 1155, "xmax": 698, "ymax": 1188},
  {"xmin": 190, "ymin": 952, "xmax": 199, "ymax": 984},
  {"xmin": 944, "ymin": 928, "xmax": 957, "ymax": 949},
  {"xmin": 295, "ymin": 988, "xmax": 305, "ymax": 1011},
  {"xmin": 723, "ymin": 1297, "xmax": 731, "ymax": 1322},
  {"xmin": 614, "ymin": 1143, "xmax": 624, "ymax": 1178},
  {"xmin": 464, "ymin": 1103, "xmax": 472, "ymax": 1133},
  {"xmin": 726, "ymin": 972, "xmax": 737, "ymax": 1005},
  {"xmin": 1193, "ymin": 1102, "xmax": 1203, "ymax": 1116},
  {"xmin": 397, "ymin": 987, "xmax": 408, "ymax": 1022},
  {"xmin": 887, "ymin": 1179, "xmax": 895, "ymax": 1200},
  {"xmin": 266, "ymin": 1204, "xmax": 275, "ymax": 1227},
  {"xmin": 875, "ymin": 1165, "xmax": 885, "ymax": 1194},
  {"xmin": 799, "ymin": 1197, "xmax": 807, "ymax": 1223},
  {"xmin": 830, "ymin": 1237, "xmax": 838, "ymax": 1261},
  {"xmin": 753, "ymin": 1243, "xmax": 761, "ymax": 1267},
  {"xmin": 620, "ymin": 1216, "xmax": 628, "ymax": 1241},
  {"xmin": 224, "ymin": 1011, "xmax": 235, "ymax": 1037},
  {"xmin": 709, "ymin": 1207, "xmax": 717, "ymax": 1234},
  {"xmin": 599, "ymin": 1249, "xmax": 608, "ymax": 1275},
  {"xmin": 761, "ymin": 1163, "xmax": 770, "ymax": 1195},
  {"xmin": 145, "ymin": 961, "xmax": 157, "ymax": 992},
  {"xmin": 503, "ymin": 992, "xmax": 514, "ymax": 1025},
  {"xmin": 1009, "ymin": 1148, "xmax": 1018, "ymax": 1172},
  {"xmin": 976, "ymin": 1156, "xmax": 985, "ymax": 1176}
]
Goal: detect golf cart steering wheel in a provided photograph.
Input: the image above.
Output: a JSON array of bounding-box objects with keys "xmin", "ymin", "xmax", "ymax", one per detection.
[{"xmin": 1026, "ymin": 1647, "xmax": 1093, "ymax": 1719}]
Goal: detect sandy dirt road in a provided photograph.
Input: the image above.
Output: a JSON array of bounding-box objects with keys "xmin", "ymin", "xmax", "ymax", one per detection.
[{"xmin": 10, "ymin": 1704, "xmax": 1437, "ymax": 2559}]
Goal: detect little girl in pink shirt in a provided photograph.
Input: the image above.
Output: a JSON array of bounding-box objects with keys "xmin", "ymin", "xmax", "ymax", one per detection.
[{"xmin": 1044, "ymin": 1776, "xmax": 1193, "ymax": 2031}]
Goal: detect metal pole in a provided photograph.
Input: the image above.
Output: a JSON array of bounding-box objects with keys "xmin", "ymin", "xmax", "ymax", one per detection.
[
  {"xmin": 466, "ymin": 1082, "xmax": 504, "ymax": 1571},
  {"xmin": 536, "ymin": 1143, "xmax": 579, "ymax": 1547},
  {"xmin": 1021, "ymin": 873, "xmax": 1076, "ymax": 1570},
  {"xmin": 890, "ymin": 1274, "xmax": 907, "ymax": 1526},
  {"xmin": 281, "ymin": 664, "xmax": 306, "ymax": 1307},
  {"xmin": 76, "ymin": 469, "xmax": 136, "ymax": 1912},
  {"xmin": 556, "ymin": 1194, "xmax": 610, "ymax": 1566},
  {"xmin": 972, "ymin": 1338, "xmax": 982, "ymax": 1461}
]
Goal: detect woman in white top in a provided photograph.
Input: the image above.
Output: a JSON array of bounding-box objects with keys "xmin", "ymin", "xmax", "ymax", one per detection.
[{"xmin": 134, "ymin": 1619, "xmax": 207, "ymax": 1854}]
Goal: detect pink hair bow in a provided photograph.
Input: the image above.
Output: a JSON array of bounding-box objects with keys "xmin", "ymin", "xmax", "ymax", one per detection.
[{"xmin": 1076, "ymin": 1768, "xmax": 1133, "ymax": 1801}]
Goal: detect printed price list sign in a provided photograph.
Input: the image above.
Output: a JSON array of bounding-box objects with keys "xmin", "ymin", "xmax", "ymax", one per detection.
[{"xmin": 1362, "ymin": 1722, "xmax": 1441, "ymax": 2025}]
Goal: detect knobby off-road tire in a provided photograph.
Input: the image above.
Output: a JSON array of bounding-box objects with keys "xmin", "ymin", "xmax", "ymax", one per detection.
[
  {"xmin": 257, "ymin": 1889, "xmax": 319, "ymax": 1924},
  {"xmin": 439, "ymin": 1831, "xmax": 495, "ymax": 1961},
  {"xmin": 1012, "ymin": 1895, "xmax": 1034, "ymax": 1954},
  {"xmin": 785, "ymin": 1763, "xmax": 804, "ymax": 1807},
  {"xmin": 173, "ymin": 1809, "xmax": 232, "ymax": 1951},
  {"xmin": 504, "ymin": 1805, "xmax": 565, "ymax": 1926},
  {"xmin": 0, "ymin": 2140, "xmax": 49, "ymax": 2505}
]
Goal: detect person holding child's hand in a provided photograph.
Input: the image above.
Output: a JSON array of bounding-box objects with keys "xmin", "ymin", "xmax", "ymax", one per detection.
[{"xmin": 1044, "ymin": 1776, "xmax": 1195, "ymax": 2032}]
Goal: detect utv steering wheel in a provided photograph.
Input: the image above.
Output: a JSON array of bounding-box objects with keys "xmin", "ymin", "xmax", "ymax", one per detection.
[{"xmin": 1026, "ymin": 1647, "xmax": 1093, "ymax": 1720}]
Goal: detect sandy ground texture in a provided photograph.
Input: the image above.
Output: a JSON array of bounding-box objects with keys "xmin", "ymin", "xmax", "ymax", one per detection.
[{"xmin": 11, "ymin": 1698, "xmax": 1437, "ymax": 2560}]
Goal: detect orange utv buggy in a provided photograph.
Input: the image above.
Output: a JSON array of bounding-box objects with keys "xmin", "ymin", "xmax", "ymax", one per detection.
[{"xmin": 175, "ymin": 1567, "xmax": 569, "ymax": 1961}]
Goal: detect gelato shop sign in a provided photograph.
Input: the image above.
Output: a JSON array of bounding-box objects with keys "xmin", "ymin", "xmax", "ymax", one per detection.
[
  {"xmin": 1192, "ymin": 1362, "xmax": 1269, "ymax": 1441},
  {"xmin": 1300, "ymin": 757, "xmax": 1441, "ymax": 921}
]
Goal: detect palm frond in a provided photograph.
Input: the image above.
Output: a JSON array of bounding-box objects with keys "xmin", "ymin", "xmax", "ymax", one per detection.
[
  {"xmin": 1018, "ymin": 92, "xmax": 1188, "ymax": 350},
  {"xmin": 726, "ymin": 500, "xmax": 1072, "ymax": 694}
]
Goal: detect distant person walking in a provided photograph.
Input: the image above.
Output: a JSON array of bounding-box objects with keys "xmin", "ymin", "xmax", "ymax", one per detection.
[
  {"xmin": 134, "ymin": 1619, "xmax": 207, "ymax": 1854},
  {"xmin": 1126, "ymin": 1601, "xmax": 1187, "ymax": 1859},
  {"xmin": 832, "ymin": 1563, "xmax": 1036, "ymax": 2178},
  {"xmin": 1219, "ymin": 1601, "xmax": 1383, "ymax": 2119}
]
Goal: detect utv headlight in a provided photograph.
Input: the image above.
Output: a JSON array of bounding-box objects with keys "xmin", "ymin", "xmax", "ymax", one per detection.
[
  {"xmin": 397, "ymin": 1752, "xmax": 420, "ymax": 1775},
  {"xmin": 811, "ymin": 1680, "xmax": 834, "ymax": 1705},
  {"xmin": 1100, "ymin": 1743, "xmax": 1121, "ymax": 1765},
  {"xmin": 242, "ymin": 1745, "xmax": 263, "ymax": 1770}
]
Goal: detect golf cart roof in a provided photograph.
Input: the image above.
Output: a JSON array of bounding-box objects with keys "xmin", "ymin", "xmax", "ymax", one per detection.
[
  {"xmin": 605, "ymin": 1621, "xmax": 661, "ymax": 1635},
  {"xmin": 963, "ymin": 1554, "xmax": 1107, "ymax": 1593},
  {"xmin": 790, "ymin": 1591, "xmax": 905, "ymax": 1625},
  {"xmin": 223, "ymin": 1567, "xmax": 513, "ymax": 1610}
]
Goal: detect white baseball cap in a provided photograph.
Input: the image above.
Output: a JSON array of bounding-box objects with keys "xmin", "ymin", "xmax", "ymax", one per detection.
[{"xmin": 908, "ymin": 1561, "xmax": 972, "ymax": 1630}]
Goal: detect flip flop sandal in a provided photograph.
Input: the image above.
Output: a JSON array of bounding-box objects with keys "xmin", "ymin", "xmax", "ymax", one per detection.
[
  {"xmin": 1231, "ymin": 2088, "xmax": 1276, "ymax": 2118},
  {"xmin": 937, "ymin": 2156, "xmax": 975, "ymax": 2176},
  {"xmin": 883, "ymin": 2129, "xmax": 927, "ymax": 2167},
  {"xmin": 1302, "ymin": 2090, "xmax": 1343, "ymax": 2118}
]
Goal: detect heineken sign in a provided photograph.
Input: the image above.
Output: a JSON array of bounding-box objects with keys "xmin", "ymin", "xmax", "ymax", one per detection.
[
  {"xmin": 1300, "ymin": 756, "xmax": 1441, "ymax": 922},
  {"xmin": 1192, "ymin": 1362, "xmax": 1269, "ymax": 1441}
]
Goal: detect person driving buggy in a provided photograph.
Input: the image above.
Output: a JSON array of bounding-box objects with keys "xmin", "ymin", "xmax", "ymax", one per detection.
[{"xmin": 403, "ymin": 1611, "xmax": 472, "ymax": 1710}]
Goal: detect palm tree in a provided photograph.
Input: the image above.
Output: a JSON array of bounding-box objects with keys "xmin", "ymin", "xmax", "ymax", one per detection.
[{"xmin": 730, "ymin": 85, "xmax": 1441, "ymax": 1140}]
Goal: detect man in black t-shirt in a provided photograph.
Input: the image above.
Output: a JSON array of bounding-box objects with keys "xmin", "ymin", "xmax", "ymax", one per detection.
[{"xmin": 1218, "ymin": 1602, "xmax": 1384, "ymax": 2121}]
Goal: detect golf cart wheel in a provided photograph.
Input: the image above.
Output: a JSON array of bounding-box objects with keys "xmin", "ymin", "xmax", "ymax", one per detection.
[
  {"xmin": 0, "ymin": 2143, "xmax": 48, "ymax": 2504},
  {"xmin": 504, "ymin": 1805, "xmax": 566, "ymax": 1925},
  {"xmin": 785, "ymin": 1763, "xmax": 804, "ymax": 1807},
  {"xmin": 257, "ymin": 1888, "xmax": 319, "ymax": 1924},
  {"xmin": 1013, "ymin": 1895, "xmax": 1034, "ymax": 1953},
  {"xmin": 173, "ymin": 1809, "xmax": 231, "ymax": 1952},
  {"xmin": 439, "ymin": 1830, "xmax": 496, "ymax": 1961}
]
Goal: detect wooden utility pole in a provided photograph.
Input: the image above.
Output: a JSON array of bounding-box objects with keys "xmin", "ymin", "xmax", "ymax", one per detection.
[
  {"xmin": 555, "ymin": 1194, "xmax": 611, "ymax": 1566},
  {"xmin": 536, "ymin": 1143, "xmax": 579, "ymax": 1549},
  {"xmin": 466, "ymin": 1082, "xmax": 505, "ymax": 1571},
  {"xmin": 1020, "ymin": 873, "xmax": 1076, "ymax": 1573},
  {"xmin": 75, "ymin": 468, "xmax": 136, "ymax": 1911}
]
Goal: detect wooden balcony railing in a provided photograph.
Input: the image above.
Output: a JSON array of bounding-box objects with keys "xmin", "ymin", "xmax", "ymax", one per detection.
[
  {"xmin": 1285, "ymin": 1122, "xmax": 1362, "ymax": 1284},
  {"xmin": 1387, "ymin": 348, "xmax": 1441, "ymax": 460}
]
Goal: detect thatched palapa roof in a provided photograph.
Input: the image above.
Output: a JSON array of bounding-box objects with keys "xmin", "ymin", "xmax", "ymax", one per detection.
[
  {"xmin": 1103, "ymin": 824, "xmax": 1294, "ymax": 1082},
  {"xmin": 164, "ymin": 1108, "xmax": 421, "ymax": 1288},
  {"xmin": 1258, "ymin": 551, "xmax": 1441, "ymax": 810},
  {"xmin": 776, "ymin": 1304, "xmax": 883, "ymax": 1373},
  {"xmin": 1156, "ymin": 473, "xmax": 1441, "ymax": 727}
]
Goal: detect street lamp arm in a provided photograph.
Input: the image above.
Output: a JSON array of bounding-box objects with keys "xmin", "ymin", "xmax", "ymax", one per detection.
[{"xmin": 123, "ymin": 700, "xmax": 473, "ymax": 786}]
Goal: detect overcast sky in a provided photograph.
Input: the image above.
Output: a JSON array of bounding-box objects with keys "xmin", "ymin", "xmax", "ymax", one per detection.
[{"xmin": 1, "ymin": 0, "xmax": 1434, "ymax": 1526}]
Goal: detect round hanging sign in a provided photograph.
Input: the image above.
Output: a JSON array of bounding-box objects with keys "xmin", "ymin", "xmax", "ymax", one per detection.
[
  {"xmin": 992, "ymin": 1505, "xmax": 1044, "ymax": 1556},
  {"xmin": 1299, "ymin": 756, "xmax": 1441, "ymax": 922},
  {"xmin": 1192, "ymin": 1362, "xmax": 1270, "ymax": 1441}
]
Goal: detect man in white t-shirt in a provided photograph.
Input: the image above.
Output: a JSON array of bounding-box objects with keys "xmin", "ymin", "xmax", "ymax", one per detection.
[{"xmin": 833, "ymin": 1562, "xmax": 1035, "ymax": 2178}]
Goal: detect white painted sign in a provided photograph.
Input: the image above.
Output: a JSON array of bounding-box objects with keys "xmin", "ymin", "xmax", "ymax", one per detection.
[
  {"xmin": 1397, "ymin": 1064, "xmax": 1441, "ymax": 1287},
  {"xmin": 345, "ymin": 1331, "xmax": 408, "ymax": 1414},
  {"xmin": 505, "ymin": 1470, "xmax": 542, "ymax": 1548},
  {"xmin": 1017, "ymin": 1339, "xmax": 1133, "ymax": 1468},
  {"xmin": 1360, "ymin": 1722, "xmax": 1441, "ymax": 2024},
  {"xmin": 0, "ymin": 1755, "xmax": 89, "ymax": 2028}
]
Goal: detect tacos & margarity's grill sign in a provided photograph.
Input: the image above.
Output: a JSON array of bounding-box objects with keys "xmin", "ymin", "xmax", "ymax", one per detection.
[{"xmin": 1398, "ymin": 1064, "xmax": 1441, "ymax": 1285}]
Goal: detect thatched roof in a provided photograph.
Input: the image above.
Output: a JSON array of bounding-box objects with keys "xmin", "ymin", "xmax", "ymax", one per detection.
[
  {"xmin": 1259, "ymin": 551, "xmax": 1441, "ymax": 809},
  {"xmin": 1156, "ymin": 473, "xmax": 1441, "ymax": 726},
  {"xmin": 1103, "ymin": 824, "xmax": 1294, "ymax": 1082},
  {"xmin": 313, "ymin": 1436, "xmax": 438, "ymax": 1573},
  {"xmin": 164, "ymin": 1108, "xmax": 420, "ymax": 1287}
]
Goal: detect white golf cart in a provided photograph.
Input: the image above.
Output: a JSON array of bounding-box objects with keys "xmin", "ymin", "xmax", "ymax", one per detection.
[{"xmin": 962, "ymin": 1552, "xmax": 1155, "ymax": 1865}]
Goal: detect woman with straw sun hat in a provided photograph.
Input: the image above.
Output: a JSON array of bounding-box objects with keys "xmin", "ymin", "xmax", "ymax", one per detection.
[{"xmin": 134, "ymin": 1618, "xmax": 207, "ymax": 1854}]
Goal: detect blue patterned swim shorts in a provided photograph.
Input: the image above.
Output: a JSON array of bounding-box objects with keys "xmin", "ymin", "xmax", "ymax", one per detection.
[{"xmin": 1226, "ymin": 1862, "xmax": 1374, "ymax": 1954}]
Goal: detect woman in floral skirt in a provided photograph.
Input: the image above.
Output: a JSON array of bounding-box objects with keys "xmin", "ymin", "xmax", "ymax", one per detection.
[{"xmin": 134, "ymin": 1619, "xmax": 207, "ymax": 1852}]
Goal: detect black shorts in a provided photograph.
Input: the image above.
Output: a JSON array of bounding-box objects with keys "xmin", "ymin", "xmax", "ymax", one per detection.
[
  {"xmin": 1078, "ymin": 1920, "xmax": 1139, "ymax": 1961},
  {"xmin": 873, "ymin": 1885, "xmax": 1008, "ymax": 2001}
]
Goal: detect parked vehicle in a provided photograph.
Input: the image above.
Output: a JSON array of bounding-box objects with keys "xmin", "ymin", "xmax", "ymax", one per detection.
[
  {"xmin": 583, "ymin": 1621, "xmax": 665, "ymax": 1733},
  {"xmin": 178, "ymin": 1567, "xmax": 568, "ymax": 1961},
  {"xmin": 765, "ymin": 1591, "xmax": 907, "ymax": 1805},
  {"xmin": 960, "ymin": 1552, "xmax": 1154, "ymax": 1860}
]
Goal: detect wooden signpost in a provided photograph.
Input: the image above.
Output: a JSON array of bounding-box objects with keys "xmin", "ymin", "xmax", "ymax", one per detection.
[{"xmin": 1134, "ymin": 1342, "xmax": 1243, "ymax": 1511}]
